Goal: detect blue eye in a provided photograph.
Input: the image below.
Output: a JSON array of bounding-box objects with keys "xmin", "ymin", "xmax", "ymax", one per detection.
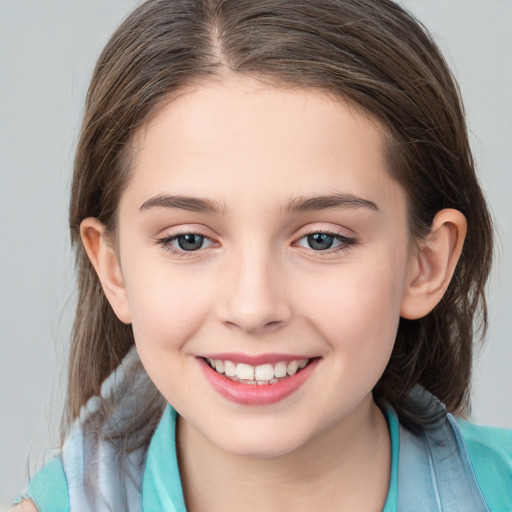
[
  {"xmin": 296, "ymin": 231, "xmax": 355, "ymax": 252},
  {"xmin": 307, "ymin": 233, "xmax": 335, "ymax": 250},
  {"xmin": 157, "ymin": 233, "xmax": 214, "ymax": 253},
  {"xmin": 175, "ymin": 233, "xmax": 205, "ymax": 251}
]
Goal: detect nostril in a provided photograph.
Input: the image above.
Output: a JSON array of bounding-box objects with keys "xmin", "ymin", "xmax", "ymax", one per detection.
[{"xmin": 221, "ymin": 317, "xmax": 288, "ymax": 334}]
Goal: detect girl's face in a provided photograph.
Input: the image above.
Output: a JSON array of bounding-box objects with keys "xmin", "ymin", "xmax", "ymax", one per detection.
[{"xmin": 114, "ymin": 76, "xmax": 415, "ymax": 457}]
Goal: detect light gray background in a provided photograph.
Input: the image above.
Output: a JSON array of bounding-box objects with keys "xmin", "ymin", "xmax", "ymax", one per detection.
[{"xmin": 1, "ymin": 0, "xmax": 511, "ymax": 507}]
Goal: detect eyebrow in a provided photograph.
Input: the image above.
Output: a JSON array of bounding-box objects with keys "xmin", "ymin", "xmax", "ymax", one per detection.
[
  {"xmin": 139, "ymin": 192, "xmax": 379, "ymax": 215},
  {"xmin": 284, "ymin": 193, "xmax": 379, "ymax": 213},
  {"xmin": 139, "ymin": 195, "xmax": 226, "ymax": 215}
]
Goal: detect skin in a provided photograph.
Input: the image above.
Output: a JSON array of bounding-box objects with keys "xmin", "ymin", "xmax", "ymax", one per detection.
[
  {"xmin": 79, "ymin": 75, "xmax": 466, "ymax": 512},
  {"xmin": 10, "ymin": 502, "xmax": 38, "ymax": 512}
]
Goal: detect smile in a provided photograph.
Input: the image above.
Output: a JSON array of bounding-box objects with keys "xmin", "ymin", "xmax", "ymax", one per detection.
[
  {"xmin": 205, "ymin": 357, "xmax": 310, "ymax": 385},
  {"xmin": 198, "ymin": 355, "xmax": 320, "ymax": 405}
]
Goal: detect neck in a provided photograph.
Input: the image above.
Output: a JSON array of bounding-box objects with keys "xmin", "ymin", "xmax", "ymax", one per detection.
[{"xmin": 177, "ymin": 395, "xmax": 391, "ymax": 512}]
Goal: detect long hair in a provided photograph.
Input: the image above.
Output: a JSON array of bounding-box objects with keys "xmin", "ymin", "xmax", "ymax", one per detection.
[{"xmin": 64, "ymin": 0, "xmax": 493, "ymax": 444}]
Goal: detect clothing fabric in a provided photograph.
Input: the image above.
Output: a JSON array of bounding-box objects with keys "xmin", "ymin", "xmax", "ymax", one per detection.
[{"xmin": 14, "ymin": 348, "xmax": 512, "ymax": 511}]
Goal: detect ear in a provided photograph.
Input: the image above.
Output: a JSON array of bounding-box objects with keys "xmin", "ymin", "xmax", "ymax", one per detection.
[
  {"xmin": 80, "ymin": 218, "xmax": 132, "ymax": 324},
  {"xmin": 401, "ymin": 209, "xmax": 467, "ymax": 320}
]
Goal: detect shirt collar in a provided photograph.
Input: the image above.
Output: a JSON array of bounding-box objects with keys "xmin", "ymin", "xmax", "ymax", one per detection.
[{"xmin": 143, "ymin": 403, "xmax": 400, "ymax": 512}]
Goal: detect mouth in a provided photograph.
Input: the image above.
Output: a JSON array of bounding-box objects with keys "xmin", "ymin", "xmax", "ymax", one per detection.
[
  {"xmin": 197, "ymin": 355, "xmax": 321, "ymax": 405},
  {"xmin": 202, "ymin": 357, "xmax": 312, "ymax": 385}
]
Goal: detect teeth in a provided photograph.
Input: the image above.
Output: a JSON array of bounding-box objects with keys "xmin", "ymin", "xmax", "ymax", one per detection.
[
  {"xmin": 236, "ymin": 363, "xmax": 255, "ymax": 380},
  {"xmin": 224, "ymin": 360, "xmax": 236, "ymax": 377},
  {"xmin": 206, "ymin": 357, "xmax": 311, "ymax": 384},
  {"xmin": 287, "ymin": 360, "xmax": 299, "ymax": 376},
  {"xmin": 274, "ymin": 361, "xmax": 287, "ymax": 378},
  {"xmin": 215, "ymin": 360, "xmax": 225, "ymax": 374},
  {"xmin": 254, "ymin": 364, "xmax": 274, "ymax": 381}
]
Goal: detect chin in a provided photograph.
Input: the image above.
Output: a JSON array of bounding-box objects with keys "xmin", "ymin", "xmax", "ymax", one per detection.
[{"xmin": 209, "ymin": 424, "xmax": 310, "ymax": 459}]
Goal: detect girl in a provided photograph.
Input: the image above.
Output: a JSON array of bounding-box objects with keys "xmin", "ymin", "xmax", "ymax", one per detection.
[{"xmin": 12, "ymin": 0, "xmax": 511, "ymax": 510}]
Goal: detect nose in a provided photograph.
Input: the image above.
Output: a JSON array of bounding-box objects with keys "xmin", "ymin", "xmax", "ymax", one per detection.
[{"xmin": 216, "ymin": 245, "xmax": 292, "ymax": 334}]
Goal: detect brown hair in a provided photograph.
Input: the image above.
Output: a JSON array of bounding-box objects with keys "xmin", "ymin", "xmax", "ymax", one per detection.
[{"xmin": 64, "ymin": 0, "xmax": 493, "ymax": 440}]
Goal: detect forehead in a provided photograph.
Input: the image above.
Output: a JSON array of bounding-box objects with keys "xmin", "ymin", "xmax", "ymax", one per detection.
[{"xmin": 122, "ymin": 75, "xmax": 405, "ymax": 216}]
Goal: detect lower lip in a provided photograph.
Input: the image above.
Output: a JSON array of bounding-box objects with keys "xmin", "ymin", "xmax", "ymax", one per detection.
[{"xmin": 198, "ymin": 358, "xmax": 320, "ymax": 405}]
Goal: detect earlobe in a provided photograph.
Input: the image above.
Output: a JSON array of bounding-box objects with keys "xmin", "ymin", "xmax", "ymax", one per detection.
[
  {"xmin": 80, "ymin": 218, "xmax": 132, "ymax": 324},
  {"xmin": 401, "ymin": 209, "xmax": 467, "ymax": 320}
]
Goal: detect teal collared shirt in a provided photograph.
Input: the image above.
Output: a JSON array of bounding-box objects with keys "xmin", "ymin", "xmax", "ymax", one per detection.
[
  {"xmin": 142, "ymin": 406, "xmax": 187, "ymax": 511},
  {"xmin": 17, "ymin": 404, "xmax": 512, "ymax": 511}
]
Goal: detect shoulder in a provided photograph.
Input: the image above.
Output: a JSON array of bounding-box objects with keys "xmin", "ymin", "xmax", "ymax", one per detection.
[
  {"xmin": 457, "ymin": 417, "xmax": 512, "ymax": 470},
  {"xmin": 15, "ymin": 456, "xmax": 69, "ymax": 512},
  {"xmin": 456, "ymin": 417, "xmax": 512, "ymax": 511},
  {"xmin": 9, "ymin": 500, "xmax": 39, "ymax": 512}
]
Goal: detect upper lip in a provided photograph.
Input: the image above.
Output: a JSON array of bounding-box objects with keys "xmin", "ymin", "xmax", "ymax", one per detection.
[{"xmin": 197, "ymin": 352, "xmax": 319, "ymax": 365}]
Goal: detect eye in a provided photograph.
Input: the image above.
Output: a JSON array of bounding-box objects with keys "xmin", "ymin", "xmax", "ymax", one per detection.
[
  {"xmin": 304, "ymin": 233, "xmax": 336, "ymax": 250},
  {"xmin": 295, "ymin": 231, "xmax": 356, "ymax": 252},
  {"xmin": 174, "ymin": 233, "xmax": 207, "ymax": 251},
  {"xmin": 156, "ymin": 232, "xmax": 215, "ymax": 254}
]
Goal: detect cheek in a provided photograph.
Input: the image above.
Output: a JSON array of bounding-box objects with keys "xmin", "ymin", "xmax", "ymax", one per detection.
[
  {"xmin": 123, "ymin": 264, "xmax": 216, "ymax": 403},
  {"xmin": 123, "ymin": 260, "xmax": 211, "ymax": 353},
  {"xmin": 294, "ymin": 254, "xmax": 407, "ymax": 364}
]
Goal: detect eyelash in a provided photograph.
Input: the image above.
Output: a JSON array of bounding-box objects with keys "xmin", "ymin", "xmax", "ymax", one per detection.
[
  {"xmin": 293, "ymin": 230, "xmax": 357, "ymax": 255},
  {"xmin": 155, "ymin": 231, "xmax": 215, "ymax": 257},
  {"xmin": 155, "ymin": 230, "xmax": 357, "ymax": 258}
]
